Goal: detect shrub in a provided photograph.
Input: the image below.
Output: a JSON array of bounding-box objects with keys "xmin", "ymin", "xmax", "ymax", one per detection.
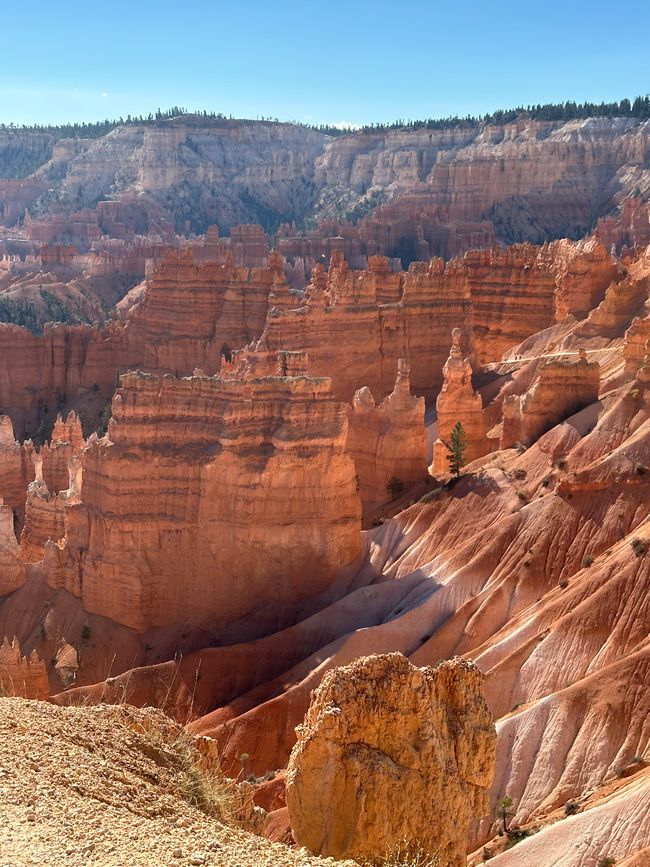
[
  {"xmin": 517, "ymin": 490, "xmax": 529, "ymax": 503},
  {"xmin": 504, "ymin": 828, "xmax": 534, "ymax": 850},
  {"xmin": 420, "ymin": 487, "xmax": 444, "ymax": 504},
  {"xmin": 495, "ymin": 795, "xmax": 515, "ymax": 833},
  {"xmin": 582, "ymin": 555, "xmax": 594, "ymax": 568},
  {"xmin": 387, "ymin": 476, "xmax": 405, "ymax": 500},
  {"xmin": 512, "ymin": 468, "xmax": 527, "ymax": 480},
  {"xmin": 555, "ymin": 456, "xmax": 567, "ymax": 469},
  {"xmin": 80, "ymin": 624, "xmax": 92, "ymax": 643},
  {"xmin": 375, "ymin": 840, "xmax": 440, "ymax": 866},
  {"xmin": 631, "ymin": 537, "xmax": 647, "ymax": 557},
  {"xmin": 597, "ymin": 858, "xmax": 616, "ymax": 867},
  {"xmin": 564, "ymin": 799, "xmax": 579, "ymax": 816},
  {"xmin": 559, "ymin": 578, "xmax": 569, "ymax": 589},
  {"xmin": 541, "ymin": 474, "xmax": 552, "ymax": 487},
  {"xmin": 635, "ymin": 464, "xmax": 647, "ymax": 476},
  {"xmin": 515, "ymin": 442, "xmax": 527, "ymax": 455}
]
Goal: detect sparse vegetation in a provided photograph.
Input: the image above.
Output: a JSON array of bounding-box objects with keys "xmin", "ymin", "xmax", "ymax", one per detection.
[
  {"xmin": 504, "ymin": 827, "xmax": 536, "ymax": 850},
  {"xmin": 597, "ymin": 858, "xmax": 616, "ymax": 867},
  {"xmin": 387, "ymin": 476, "xmax": 405, "ymax": 500},
  {"xmin": 631, "ymin": 537, "xmax": 647, "ymax": 557},
  {"xmin": 495, "ymin": 795, "xmax": 515, "ymax": 834},
  {"xmin": 516, "ymin": 490, "xmax": 530, "ymax": 503},
  {"xmin": 582, "ymin": 555, "xmax": 594, "ymax": 568},
  {"xmin": 374, "ymin": 839, "xmax": 440, "ymax": 867},
  {"xmin": 541, "ymin": 474, "xmax": 552, "ymax": 487},
  {"xmin": 554, "ymin": 457, "xmax": 567, "ymax": 470},
  {"xmin": 564, "ymin": 799, "xmax": 579, "ymax": 816},
  {"xmin": 95, "ymin": 402, "xmax": 112, "ymax": 437},
  {"xmin": 419, "ymin": 487, "xmax": 444, "ymax": 504},
  {"xmin": 80, "ymin": 624, "xmax": 92, "ymax": 643},
  {"xmin": 512, "ymin": 468, "xmax": 527, "ymax": 480}
]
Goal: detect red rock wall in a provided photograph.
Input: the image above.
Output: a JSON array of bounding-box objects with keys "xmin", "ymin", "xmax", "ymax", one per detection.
[{"xmin": 49, "ymin": 367, "xmax": 362, "ymax": 634}]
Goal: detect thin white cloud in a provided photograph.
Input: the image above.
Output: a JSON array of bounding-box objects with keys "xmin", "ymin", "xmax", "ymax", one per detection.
[{"xmin": 101, "ymin": 92, "xmax": 109, "ymax": 98}]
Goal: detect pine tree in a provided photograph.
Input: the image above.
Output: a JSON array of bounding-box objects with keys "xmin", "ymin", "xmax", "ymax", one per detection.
[
  {"xmin": 495, "ymin": 795, "xmax": 515, "ymax": 834},
  {"xmin": 445, "ymin": 421, "xmax": 467, "ymax": 478}
]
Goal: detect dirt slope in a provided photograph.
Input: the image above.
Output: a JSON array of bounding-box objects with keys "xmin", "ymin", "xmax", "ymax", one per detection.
[{"xmin": 0, "ymin": 697, "xmax": 354, "ymax": 867}]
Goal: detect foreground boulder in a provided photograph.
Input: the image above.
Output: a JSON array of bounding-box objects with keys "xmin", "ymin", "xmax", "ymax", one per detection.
[{"xmin": 286, "ymin": 652, "xmax": 496, "ymax": 866}]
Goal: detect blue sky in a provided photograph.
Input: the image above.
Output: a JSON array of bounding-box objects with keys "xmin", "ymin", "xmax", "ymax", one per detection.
[{"xmin": 1, "ymin": 1, "xmax": 648, "ymax": 127}]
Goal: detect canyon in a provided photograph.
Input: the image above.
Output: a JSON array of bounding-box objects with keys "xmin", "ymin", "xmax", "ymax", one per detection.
[{"xmin": 0, "ymin": 111, "xmax": 649, "ymax": 867}]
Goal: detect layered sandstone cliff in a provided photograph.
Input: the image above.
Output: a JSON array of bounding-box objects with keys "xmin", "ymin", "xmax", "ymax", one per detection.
[
  {"xmin": 44, "ymin": 364, "xmax": 362, "ymax": 634},
  {"xmin": 286, "ymin": 653, "xmax": 496, "ymax": 865}
]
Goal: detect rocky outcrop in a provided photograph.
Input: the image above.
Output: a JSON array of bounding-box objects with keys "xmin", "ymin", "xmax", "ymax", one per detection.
[
  {"xmin": 286, "ymin": 653, "xmax": 496, "ymax": 866},
  {"xmin": 0, "ymin": 637, "xmax": 49, "ymax": 699},
  {"xmin": 346, "ymin": 359, "xmax": 427, "ymax": 506},
  {"xmin": 40, "ymin": 411, "xmax": 84, "ymax": 494},
  {"xmin": 0, "ymin": 501, "xmax": 25, "ymax": 594},
  {"xmin": 45, "ymin": 363, "xmax": 362, "ymax": 634},
  {"xmin": 545, "ymin": 237, "xmax": 618, "ymax": 320},
  {"xmin": 501, "ymin": 351, "xmax": 600, "ymax": 448},
  {"xmin": 624, "ymin": 315, "xmax": 650, "ymax": 372},
  {"xmin": 0, "ymin": 415, "xmax": 34, "ymax": 525},
  {"xmin": 574, "ymin": 248, "xmax": 649, "ymax": 339},
  {"xmin": 19, "ymin": 455, "xmax": 66, "ymax": 563},
  {"xmin": 433, "ymin": 329, "xmax": 489, "ymax": 473}
]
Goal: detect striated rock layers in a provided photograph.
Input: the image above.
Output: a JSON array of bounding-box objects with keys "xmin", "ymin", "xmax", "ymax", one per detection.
[
  {"xmin": 286, "ymin": 653, "xmax": 496, "ymax": 866},
  {"xmin": 45, "ymin": 364, "xmax": 362, "ymax": 634},
  {"xmin": 501, "ymin": 351, "xmax": 600, "ymax": 448},
  {"xmin": 433, "ymin": 329, "xmax": 489, "ymax": 474},
  {"xmin": 0, "ymin": 249, "xmax": 285, "ymax": 437},
  {"xmin": 258, "ymin": 251, "xmax": 472, "ymax": 401},
  {"xmin": 347, "ymin": 359, "xmax": 427, "ymax": 506}
]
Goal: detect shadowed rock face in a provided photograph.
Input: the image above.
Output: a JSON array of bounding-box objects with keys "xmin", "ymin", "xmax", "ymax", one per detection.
[{"xmin": 286, "ymin": 653, "xmax": 496, "ymax": 865}]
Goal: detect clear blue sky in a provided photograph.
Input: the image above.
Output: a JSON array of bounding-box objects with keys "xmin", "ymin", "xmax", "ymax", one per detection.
[{"xmin": 1, "ymin": 0, "xmax": 648, "ymax": 127}]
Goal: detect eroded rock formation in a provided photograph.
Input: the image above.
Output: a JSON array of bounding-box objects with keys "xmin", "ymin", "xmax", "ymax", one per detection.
[
  {"xmin": 500, "ymin": 351, "xmax": 600, "ymax": 448},
  {"xmin": 286, "ymin": 653, "xmax": 496, "ymax": 865},
  {"xmin": 347, "ymin": 359, "xmax": 427, "ymax": 506},
  {"xmin": 433, "ymin": 329, "xmax": 489, "ymax": 473},
  {"xmin": 0, "ymin": 637, "xmax": 49, "ymax": 699},
  {"xmin": 44, "ymin": 363, "xmax": 362, "ymax": 634}
]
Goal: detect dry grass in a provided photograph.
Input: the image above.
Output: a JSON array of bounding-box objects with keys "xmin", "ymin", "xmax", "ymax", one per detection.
[{"xmin": 371, "ymin": 839, "xmax": 440, "ymax": 866}]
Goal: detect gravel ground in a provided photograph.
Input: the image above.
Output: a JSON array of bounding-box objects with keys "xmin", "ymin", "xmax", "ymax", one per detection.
[{"xmin": 0, "ymin": 697, "xmax": 355, "ymax": 867}]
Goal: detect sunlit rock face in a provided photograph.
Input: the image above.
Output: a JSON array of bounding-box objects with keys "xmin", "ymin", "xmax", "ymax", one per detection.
[
  {"xmin": 286, "ymin": 653, "xmax": 496, "ymax": 866},
  {"xmin": 45, "ymin": 365, "xmax": 362, "ymax": 635}
]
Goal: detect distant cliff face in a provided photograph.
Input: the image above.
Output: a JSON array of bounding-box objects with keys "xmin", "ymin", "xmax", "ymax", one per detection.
[
  {"xmin": 28, "ymin": 120, "xmax": 330, "ymax": 234},
  {"xmin": 1, "ymin": 116, "xmax": 649, "ymax": 247}
]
